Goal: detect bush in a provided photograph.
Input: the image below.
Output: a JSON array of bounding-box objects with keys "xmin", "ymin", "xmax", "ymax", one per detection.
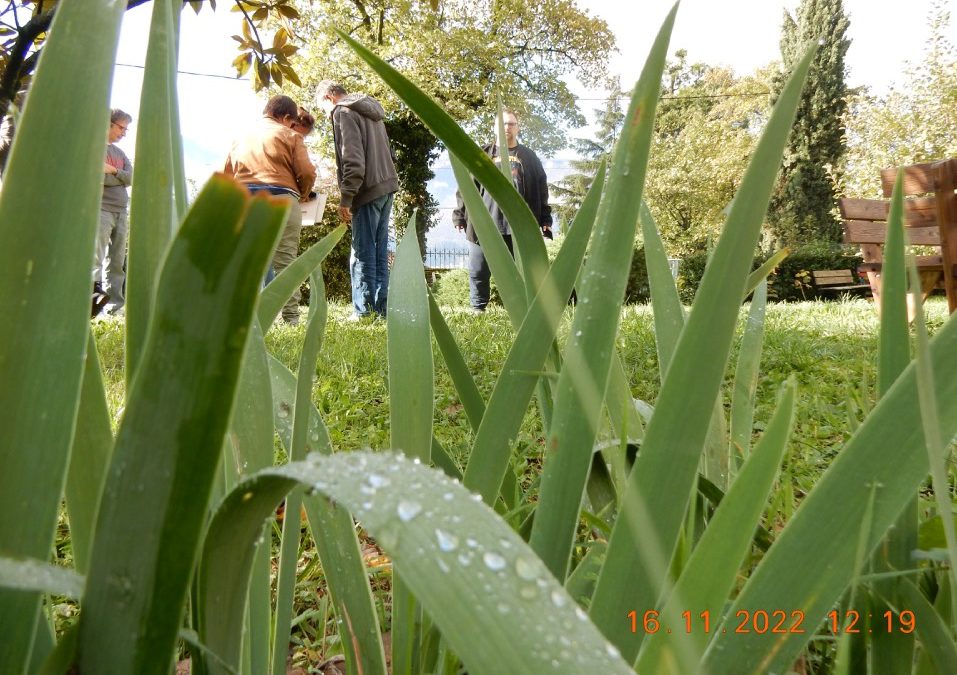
[
  {"xmin": 671, "ymin": 243, "xmax": 864, "ymax": 304},
  {"xmin": 431, "ymin": 268, "xmax": 471, "ymax": 306},
  {"xmin": 299, "ymin": 196, "xmax": 351, "ymax": 304}
]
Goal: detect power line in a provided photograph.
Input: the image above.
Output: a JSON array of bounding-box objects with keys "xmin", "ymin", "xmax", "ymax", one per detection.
[
  {"xmin": 116, "ymin": 62, "xmax": 250, "ymax": 82},
  {"xmin": 115, "ymin": 63, "xmax": 769, "ymax": 100}
]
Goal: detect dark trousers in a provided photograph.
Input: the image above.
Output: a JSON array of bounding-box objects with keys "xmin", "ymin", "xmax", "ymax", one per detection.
[{"xmin": 467, "ymin": 234, "xmax": 513, "ymax": 311}]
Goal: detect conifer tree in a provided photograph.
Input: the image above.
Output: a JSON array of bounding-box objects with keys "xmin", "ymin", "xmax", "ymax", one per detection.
[
  {"xmin": 768, "ymin": 0, "xmax": 850, "ymax": 246},
  {"xmin": 551, "ymin": 78, "xmax": 624, "ymax": 229}
]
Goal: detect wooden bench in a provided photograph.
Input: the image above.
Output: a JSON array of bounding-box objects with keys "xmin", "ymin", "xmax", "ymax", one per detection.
[
  {"xmin": 811, "ymin": 269, "xmax": 870, "ymax": 298},
  {"xmin": 840, "ymin": 157, "xmax": 957, "ymax": 313}
]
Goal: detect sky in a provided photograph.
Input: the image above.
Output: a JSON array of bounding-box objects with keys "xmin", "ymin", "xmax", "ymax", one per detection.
[{"xmin": 110, "ymin": 0, "xmax": 955, "ymax": 247}]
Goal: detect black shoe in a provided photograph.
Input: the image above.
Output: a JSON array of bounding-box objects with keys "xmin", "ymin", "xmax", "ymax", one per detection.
[{"xmin": 91, "ymin": 282, "xmax": 110, "ymax": 318}]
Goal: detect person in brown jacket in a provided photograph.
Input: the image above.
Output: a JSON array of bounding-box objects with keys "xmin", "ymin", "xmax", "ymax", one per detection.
[
  {"xmin": 224, "ymin": 95, "xmax": 316, "ymax": 324},
  {"xmin": 316, "ymin": 80, "xmax": 398, "ymax": 319}
]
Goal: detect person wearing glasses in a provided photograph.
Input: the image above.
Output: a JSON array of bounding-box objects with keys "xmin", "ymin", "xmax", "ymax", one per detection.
[
  {"xmin": 94, "ymin": 109, "xmax": 133, "ymax": 317},
  {"xmin": 452, "ymin": 108, "xmax": 553, "ymax": 314},
  {"xmin": 224, "ymin": 95, "xmax": 317, "ymax": 325}
]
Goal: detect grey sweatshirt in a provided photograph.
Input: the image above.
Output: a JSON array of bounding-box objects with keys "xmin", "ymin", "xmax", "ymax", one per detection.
[
  {"xmin": 330, "ymin": 94, "xmax": 398, "ymax": 209},
  {"xmin": 102, "ymin": 143, "xmax": 132, "ymax": 213}
]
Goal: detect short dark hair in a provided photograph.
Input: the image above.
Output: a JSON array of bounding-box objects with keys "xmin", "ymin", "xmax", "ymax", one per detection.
[
  {"xmin": 263, "ymin": 95, "xmax": 298, "ymax": 120},
  {"xmin": 316, "ymin": 80, "xmax": 348, "ymax": 101},
  {"xmin": 110, "ymin": 108, "xmax": 132, "ymax": 125},
  {"xmin": 501, "ymin": 108, "xmax": 519, "ymax": 122}
]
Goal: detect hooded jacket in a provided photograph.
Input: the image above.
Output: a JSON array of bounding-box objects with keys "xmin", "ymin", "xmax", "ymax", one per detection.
[{"xmin": 330, "ymin": 94, "xmax": 399, "ymax": 210}]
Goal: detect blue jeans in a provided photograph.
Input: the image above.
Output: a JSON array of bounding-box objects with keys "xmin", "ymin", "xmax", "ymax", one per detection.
[
  {"xmin": 467, "ymin": 234, "xmax": 512, "ymax": 311},
  {"xmin": 351, "ymin": 193, "xmax": 394, "ymax": 316}
]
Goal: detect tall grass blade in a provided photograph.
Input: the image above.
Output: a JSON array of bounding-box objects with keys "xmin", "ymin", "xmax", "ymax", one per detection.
[
  {"xmin": 745, "ymin": 248, "xmax": 788, "ymax": 298},
  {"xmin": 640, "ymin": 202, "xmax": 685, "ymax": 374},
  {"xmin": 898, "ymin": 579, "xmax": 957, "ymax": 674},
  {"xmin": 0, "ymin": 1, "xmax": 126, "ymax": 670},
  {"xmin": 635, "ymin": 379, "xmax": 796, "ymax": 673},
  {"xmin": 126, "ymin": 0, "xmax": 179, "ymax": 382},
  {"xmin": 529, "ymin": 5, "xmax": 676, "ymax": 584},
  {"xmin": 258, "ymin": 225, "xmax": 345, "ymax": 330},
  {"xmin": 699, "ymin": 272, "xmax": 957, "ymax": 674},
  {"xmin": 271, "ymin": 270, "xmax": 329, "ymax": 675},
  {"xmin": 0, "ymin": 557, "xmax": 84, "ymax": 599},
  {"xmin": 65, "ymin": 330, "xmax": 114, "ymax": 574},
  {"xmin": 463, "ymin": 161, "xmax": 606, "ymax": 504},
  {"xmin": 78, "ymin": 182, "xmax": 284, "ymax": 675},
  {"xmin": 207, "ymin": 452, "xmax": 633, "ymax": 674},
  {"xmin": 909, "ymin": 258, "xmax": 957, "ymax": 593},
  {"xmin": 389, "ymin": 219, "xmax": 433, "ymax": 674},
  {"xmin": 265, "ymin": 355, "xmax": 387, "ymax": 675},
  {"xmin": 590, "ymin": 44, "xmax": 816, "ymax": 659},
  {"xmin": 168, "ymin": 5, "xmax": 188, "ymax": 220},
  {"xmin": 428, "ymin": 292, "xmax": 486, "ymax": 431},
  {"xmin": 871, "ymin": 170, "xmax": 916, "ymax": 672},
  {"xmin": 729, "ymin": 280, "xmax": 768, "ymax": 465},
  {"xmin": 336, "ymin": 29, "xmax": 551, "ymax": 299},
  {"xmin": 449, "ymin": 155, "xmax": 527, "ymax": 322}
]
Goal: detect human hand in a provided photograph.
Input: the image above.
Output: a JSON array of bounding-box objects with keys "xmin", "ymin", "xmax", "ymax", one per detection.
[
  {"xmin": 541, "ymin": 224, "xmax": 553, "ymax": 240},
  {"xmin": 338, "ymin": 205, "xmax": 353, "ymax": 223},
  {"xmin": 104, "ymin": 162, "xmax": 117, "ymax": 175}
]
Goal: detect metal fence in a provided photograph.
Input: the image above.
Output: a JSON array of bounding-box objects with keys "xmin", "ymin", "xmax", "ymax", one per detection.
[{"xmin": 425, "ymin": 247, "xmax": 469, "ymax": 270}]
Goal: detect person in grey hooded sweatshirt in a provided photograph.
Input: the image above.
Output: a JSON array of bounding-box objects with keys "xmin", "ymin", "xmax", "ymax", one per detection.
[{"xmin": 316, "ymin": 80, "xmax": 399, "ymax": 319}]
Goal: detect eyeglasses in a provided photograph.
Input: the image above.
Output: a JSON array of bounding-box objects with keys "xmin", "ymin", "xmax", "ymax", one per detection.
[{"xmin": 111, "ymin": 122, "xmax": 129, "ymax": 132}]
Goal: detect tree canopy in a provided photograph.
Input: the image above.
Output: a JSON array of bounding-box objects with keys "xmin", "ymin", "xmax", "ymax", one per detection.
[
  {"xmin": 843, "ymin": 2, "xmax": 957, "ymax": 198},
  {"xmin": 291, "ymin": 0, "xmax": 615, "ymax": 234}
]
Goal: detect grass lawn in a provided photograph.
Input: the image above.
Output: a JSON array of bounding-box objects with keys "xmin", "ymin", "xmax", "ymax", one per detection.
[{"xmin": 86, "ymin": 295, "xmax": 952, "ymax": 666}]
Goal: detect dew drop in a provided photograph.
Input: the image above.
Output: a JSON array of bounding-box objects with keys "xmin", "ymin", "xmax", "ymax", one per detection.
[
  {"xmin": 519, "ymin": 585, "xmax": 538, "ymax": 599},
  {"xmin": 497, "ymin": 602, "xmax": 511, "ymax": 614},
  {"xmin": 483, "ymin": 551, "xmax": 506, "ymax": 571},
  {"xmin": 443, "ymin": 492, "xmax": 454, "ymax": 501},
  {"xmin": 368, "ymin": 474, "xmax": 389, "ymax": 488},
  {"xmin": 458, "ymin": 553, "xmax": 472, "ymax": 567},
  {"xmin": 575, "ymin": 606, "xmax": 588, "ymax": 622},
  {"xmin": 435, "ymin": 529, "xmax": 459, "ymax": 552},
  {"xmin": 277, "ymin": 405, "xmax": 290, "ymax": 419},
  {"xmin": 515, "ymin": 557, "xmax": 539, "ymax": 581},
  {"xmin": 437, "ymin": 558, "xmax": 450, "ymax": 573},
  {"xmin": 605, "ymin": 643, "xmax": 621, "ymax": 660},
  {"xmin": 397, "ymin": 500, "xmax": 422, "ymax": 522},
  {"xmin": 466, "ymin": 538, "xmax": 478, "ymax": 549},
  {"xmin": 550, "ymin": 589, "xmax": 567, "ymax": 608}
]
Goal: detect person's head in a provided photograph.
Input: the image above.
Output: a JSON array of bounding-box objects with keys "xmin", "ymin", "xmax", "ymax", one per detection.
[
  {"xmin": 496, "ymin": 109, "xmax": 520, "ymax": 148},
  {"xmin": 109, "ymin": 109, "xmax": 132, "ymax": 143},
  {"xmin": 292, "ymin": 106, "xmax": 315, "ymax": 136},
  {"xmin": 263, "ymin": 95, "xmax": 299, "ymax": 127},
  {"xmin": 315, "ymin": 80, "xmax": 348, "ymax": 115}
]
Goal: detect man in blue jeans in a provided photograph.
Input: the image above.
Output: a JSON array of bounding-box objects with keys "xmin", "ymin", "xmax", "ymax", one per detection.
[{"xmin": 316, "ymin": 80, "xmax": 399, "ymax": 319}]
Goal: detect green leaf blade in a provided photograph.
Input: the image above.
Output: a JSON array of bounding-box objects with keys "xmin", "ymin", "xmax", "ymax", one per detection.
[
  {"xmin": 589, "ymin": 43, "xmax": 818, "ymax": 660},
  {"xmin": 0, "ymin": 1, "xmax": 127, "ymax": 670},
  {"xmin": 78, "ymin": 179, "xmax": 284, "ymax": 675}
]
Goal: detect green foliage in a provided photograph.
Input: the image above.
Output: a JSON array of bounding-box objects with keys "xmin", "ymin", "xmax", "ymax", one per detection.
[
  {"xmin": 646, "ymin": 56, "xmax": 772, "ymax": 255},
  {"xmin": 675, "ymin": 243, "xmax": 864, "ymax": 304},
  {"xmin": 843, "ymin": 3, "xmax": 957, "ymax": 197},
  {"xmin": 299, "ymin": 197, "xmax": 351, "ymax": 303},
  {"xmin": 768, "ymin": 0, "xmax": 851, "ymax": 245},
  {"xmin": 294, "ymin": 0, "xmax": 615, "ymax": 235}
]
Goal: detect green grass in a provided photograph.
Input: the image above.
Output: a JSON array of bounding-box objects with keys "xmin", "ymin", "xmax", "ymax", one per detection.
[{"xmin": 86, "ymin": 296, "xmax": 951, "ymax": 667}]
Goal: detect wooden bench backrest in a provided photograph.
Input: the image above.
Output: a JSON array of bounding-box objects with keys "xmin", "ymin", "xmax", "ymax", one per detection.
[
  {"xmin": 842, "ymin": 158, "xmax": 957, "ymax": 311},
  {"xmin": 812, "ymin": 270, "xmax": 856, "ymax": 286}
]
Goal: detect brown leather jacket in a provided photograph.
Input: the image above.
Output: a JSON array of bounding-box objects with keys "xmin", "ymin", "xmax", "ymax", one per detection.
[{"xmin": 224, "ymin": 117, "xmax": 316, "ymax": 197}]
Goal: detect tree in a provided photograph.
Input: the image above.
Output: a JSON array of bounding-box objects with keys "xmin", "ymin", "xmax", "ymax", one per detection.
[
  {"xmin": 550, "ymin": 77, "xmax": 624, "ymax": 229},
  {"xmin": 767, "ymin": 0, "xmax": 850, "ymax": 246},
  {"xmin": 843, "ymin": 1, "xmax": 957, "ymax": 198},
  {"xmin": 292, "ymin": 0, "xmax": 614, "ymax": 238},
  {"xmin": 0, "ymin": 0, "xmax": 303, "ymax": 169},
  {"xmin": 644, "ymin": 53, "xmax": 771, "ymax": 255}
]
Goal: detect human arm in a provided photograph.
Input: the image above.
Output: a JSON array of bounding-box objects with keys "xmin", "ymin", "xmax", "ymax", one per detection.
[
  {"xmin": 333, "ymin": 108, "xmax": 365, "ymax": 209},
  {"xmin": 452, "ymin": 189, "xmax": 467, "ymax": 232},
  {"xmin": 291, "ymin": 135, "xmax": 316, "ymax": 199}
]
